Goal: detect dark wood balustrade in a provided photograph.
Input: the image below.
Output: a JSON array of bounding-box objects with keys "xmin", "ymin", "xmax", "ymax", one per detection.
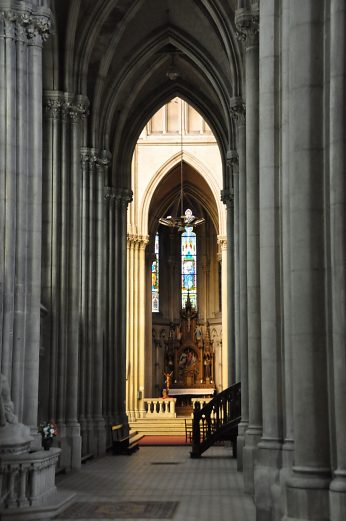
[{"xmin": 190, "ymin": 382, "xmax": 241, "ymax": 458}]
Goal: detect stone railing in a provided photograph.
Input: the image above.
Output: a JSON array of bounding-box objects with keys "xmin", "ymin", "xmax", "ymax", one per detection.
[
  {"xmin": 143, "ymin": 398, "xmax": 177, "ymax": 418},
  {"xmin": 0, "ymin": 448, "xmax": 73, "ymax": 519}
]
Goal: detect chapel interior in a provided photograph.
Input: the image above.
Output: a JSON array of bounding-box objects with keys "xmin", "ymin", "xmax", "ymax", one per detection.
[{"xmin": 0, "ymin": 1, "xmax": 345, "ymax": 521}]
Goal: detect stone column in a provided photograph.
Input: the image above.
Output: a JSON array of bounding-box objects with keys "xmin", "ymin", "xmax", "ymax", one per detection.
[
  {"xmin": 126, "ymin": 233, "xmax": 148, "ymax": 421},
  {"xmin": 126, "ymin": 235, "xmax": 135, "ymax": 420},
  {"xmin": 236, "ymin": 5, "xmax": 262, "ymax": 494},
  {"xmin": 221, "ymin": 156, "xmax": 236, "ymax": 385},
  {"xmin": 64, "ymin": 96, "xmax": 89, "ymax": 469},
  {"xmin": 104, "ymin": 186, "xmax": 116, "ymax": 438},
  {"xmin": 87, "ymin": 149, "xmax": 98, "ymax": 454},
  {"xmin": 285, "ymin": 2, "xmax": 330, "ymax": 519},
  {"xmin": 114, "ymin": 189, "xmax": 133, "ymax": 426},
  {"xmin": 329, "ymin": 1, "xmax": 346, "ymax": 519},
  {"xmin": 233, "ymin": 161, "xmax": 240, "ymax": 383},
  {"xmin": 255, "ymin": 1, "xmax": 284, "ymax": 519},
  {"xmin": 41, "ymin": 92, "xmax": 63, "ymax": 425},
  {"xmin": 217, "ymin": 236, "xmax": 228, "ymax": 391},
  {"xmin": 280, "ymin": 2, "xmax": 295, "ymax": 514},
  {"xmin": 93, "ymin": 151, "xmax": 109, "ymax": 455},
  {"xmin": 0, "ymin": 10, "xmax": 17, "ymax": 389},
  {"xmin": 138, "ymin": 236, "xmax": 149, "ymax": 417},
  {"xmin": 230, "ymin": 99, "xmax": 248, "ymax": 471},
  {"xmin": 79, "ymin": 147, "xmax": 90, "ymax": 455}
]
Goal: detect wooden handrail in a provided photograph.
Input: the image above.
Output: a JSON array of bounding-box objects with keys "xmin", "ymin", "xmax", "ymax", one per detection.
[{"xmin": 190, "ymin": 382, "xmax": 241, "ymax": 458}]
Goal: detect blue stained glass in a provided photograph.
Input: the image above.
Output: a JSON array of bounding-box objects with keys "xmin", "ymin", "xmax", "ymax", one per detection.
[
  {"xmin": 152, "ymin": 233, "xmax": 159, "ymax": 312},
  {"xmin": 181, "ymin": 219, "xmax": 197, "ymax": 308}
]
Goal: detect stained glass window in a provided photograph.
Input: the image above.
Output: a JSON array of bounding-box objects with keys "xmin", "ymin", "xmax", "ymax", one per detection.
[
  {"xmin": 152, "ymin": 233, "xmax": 159, "ymax": 312},
  {"xmin": 181, "ymin": 220, "xmax": 197, "ymax": 308}
]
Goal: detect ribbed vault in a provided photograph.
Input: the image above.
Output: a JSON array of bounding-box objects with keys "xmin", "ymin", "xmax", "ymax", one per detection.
[{"xmin": 48, "ymin": 0, "xmax": 243, "ymax": 191}]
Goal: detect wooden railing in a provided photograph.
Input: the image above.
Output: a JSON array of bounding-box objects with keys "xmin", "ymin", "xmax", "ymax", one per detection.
[{"xmin": 190, "ymin": 382, "xmax": 241, "ymax": 458}]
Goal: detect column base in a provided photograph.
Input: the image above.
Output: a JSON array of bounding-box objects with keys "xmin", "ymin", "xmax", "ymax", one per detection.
[
  {"xmin": 284, "ymin": 466, "xmax": 331, "ymax": 521},
  {"xmin": 93, "ymin": 417, "xmax": 106, "ymax": 456},
  {"xmin": 237, "ymin": 420, "xmax": 248, "ymax": 471},
  {"xmin": 243, "ymin": 425, "xmax": 262, "ymax": 494},
  {"xmin": 254, "ymin": 438, "xmax": 283, "ymax": 521},
  {"xmin": 65, "ymin": 422, "xmax": 81, "ymax": 470},
  {"xmin": 330, "ymin": 472, "xmax": 346, "ymax": 521},
  {"xmin": 279, "ymin": 440, "xmax": 295, "ymax": 520}
]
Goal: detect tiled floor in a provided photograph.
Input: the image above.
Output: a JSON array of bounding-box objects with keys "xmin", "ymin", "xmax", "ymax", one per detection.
[{"xmin": 55, "ymin": 446, "xmax": 255, "ymax": 521}]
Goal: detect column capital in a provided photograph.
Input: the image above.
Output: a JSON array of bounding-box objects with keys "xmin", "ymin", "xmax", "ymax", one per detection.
[
  {"xmin": 69, "ymin": 95, "xmax": 90, "ymax": 122},
  {"xmin": 235, "ymin": 8, "xmax": 259, "ymax": 46},
  {"xmin": 43, "ymin": 91, "xmax": 64, "ymax": 119},
  {"xmin": 0, "ymin": 6, "xmax": 52, "ymax": 44},
  {"xmin": 104, "ymin": 186, "xmax": 116, "ymax": 201},
  {"xmin": 116, "ymin": 189, "xmax": 133, "ymax": 208},
  {"xmin": 97, "ymin": 149, "xmax": 112, "ymax": 168},
  {"xmin": 230, "ymin": 97, "xmax": 246, "ymax": 124},
  {"xmin": 220, "ymin": 189, "xmax": 234, "ymax": 208},
  {"xmin": 227, "ymin": 149, "xmax": 239, "ymax": 173},
  {"xmin": 127, "ymin": 234, "xmax": 150, "ymax": 249},
  {"xmin": 217, "ymin": 235, "xmax": 227, "ymax": 251},
  {"xmin": 80, "ymin": 147, "xmax": 98, "ymax": 171}
]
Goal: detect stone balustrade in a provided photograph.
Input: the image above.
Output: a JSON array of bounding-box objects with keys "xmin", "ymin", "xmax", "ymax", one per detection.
[
  {"xmin": 143, "ymin": 398, "xmax": 177, "ymax": 418},
  {"xmin": 0, "ymin": 448, "xmax": 73, "ymax": 520}
]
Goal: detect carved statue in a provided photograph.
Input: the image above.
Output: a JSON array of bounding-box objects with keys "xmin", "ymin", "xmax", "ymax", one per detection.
[
  {"xmin": 194, "ymin": 324, "xmax": 203, "ymax": 344},
  {"xmin": 0, "ymin": 373, "xmax": 18, "ymax": 426}
]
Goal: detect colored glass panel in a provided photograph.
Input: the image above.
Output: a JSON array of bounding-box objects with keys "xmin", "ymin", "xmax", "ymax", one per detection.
[
  {"xmin": 152, "ymin": 233, "xmax": 159, "ymax": 312},
  {"xmin": 181, "ymin": 223, "xmax": 197, "ymax": 308}
]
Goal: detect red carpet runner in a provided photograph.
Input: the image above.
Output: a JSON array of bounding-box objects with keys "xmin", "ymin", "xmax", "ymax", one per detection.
[{"xmin": 138, "ymin": 435, "xmax": 190, "ymax": 446}]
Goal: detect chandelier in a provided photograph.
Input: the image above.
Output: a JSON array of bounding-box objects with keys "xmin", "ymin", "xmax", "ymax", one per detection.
[{"xmin": 159, "ymin": 99, "xmax": 205, "ymax": 232}]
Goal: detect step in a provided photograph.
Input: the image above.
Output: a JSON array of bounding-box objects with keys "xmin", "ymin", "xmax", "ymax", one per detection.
[{"xmin": 129, "ymin": 418, "xmax": 192, "ymax": 437}]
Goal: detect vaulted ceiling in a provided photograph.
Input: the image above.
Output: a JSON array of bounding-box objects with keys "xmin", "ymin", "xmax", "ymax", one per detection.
[{"xmin": 45, "ymin": 0, "xmax": 243, "ymax": 188}]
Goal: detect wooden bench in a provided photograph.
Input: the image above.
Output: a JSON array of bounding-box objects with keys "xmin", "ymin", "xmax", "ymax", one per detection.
[{"xmin": 111, "ymin": 424, "xmax": 141, "ymax": 455}]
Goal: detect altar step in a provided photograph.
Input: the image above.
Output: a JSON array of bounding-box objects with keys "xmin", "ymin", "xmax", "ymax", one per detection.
[{"xmin": 129, "ymin": 417, "xmax": 192, "ymax": 437}]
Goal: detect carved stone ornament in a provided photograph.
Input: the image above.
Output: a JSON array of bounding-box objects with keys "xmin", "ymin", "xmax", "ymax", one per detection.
[
  {"xmin": 235, "ymin": 8, "xmax": 259, "ymax": 44},
  {"xmin": 104, "ymin": 186, "xmax": 116, "ymax": 201},
  {"xmin": 230, "ymin": 97, "xmax": 246, "ymax": 123}
]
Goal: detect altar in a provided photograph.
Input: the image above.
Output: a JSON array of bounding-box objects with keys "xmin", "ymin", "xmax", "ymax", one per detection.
[{"xmin": 163, "ymin": 294, "xmax": 216, "ymax": 415}]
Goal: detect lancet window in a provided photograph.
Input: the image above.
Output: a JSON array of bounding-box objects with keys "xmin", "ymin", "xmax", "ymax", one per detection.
[
  {"xmin": 152, "ymin": 233, "xmax": 159, "ymax": 312},
  {"xmin": 181, "ymin": 222, "xmax": 197, "ymax": 308}
]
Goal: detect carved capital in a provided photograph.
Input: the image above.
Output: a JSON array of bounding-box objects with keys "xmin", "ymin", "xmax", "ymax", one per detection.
[
  {"xmin": 220, "ymin": 189, "xmax": 233, "ymax": 206},
  {"xmin": 104, "ymin": 186, "xmax": 116, "ymax": 201},
  {"xmin": 235, "ymin": 8, "xmax": 259, "ymax": 46},
  {"xmin": 230, "ymin": 97, "xmax": 246, "ymax": 124},
  {"xmin": 80, "ymin": 148, "xmax": 99, "ymax": 172},
  {"xmin": 97, "ymin": 149, "xmax": 112, "ymax": 168},
  {"xmin": 0, "ymin": 7, "xmax": 52, "ymax": 43},
  {"xmin": 0, "ymin": 11, "xmax": 17, "ymax": 39},
  {"xmin": 116, "ymin": 188, "xmax": 133, "ymax": 208},
  {"xmin": 217, "ymin": 236, "xmax": 227, "ymax": 252},
  {"xmin": 227, "ymin": 150, "xmax": 239, "ymax": 178},
  {"xmin": 44, "ymin": 92, "xmax": 64, "ymax": 119},
  {"xmin": 69, "ymin": 96, "xmax": 90, "ymax": 122}
]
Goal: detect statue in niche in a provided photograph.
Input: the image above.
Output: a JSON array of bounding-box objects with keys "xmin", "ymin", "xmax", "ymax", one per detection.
[
  {"xmin": 0, "ymin": 373, "xmax": 18, "ymax": 426},
  {"xmin": 194, "ymin": 324, "xmax": 203, "ymax": 345},
  {"xmin": 204, "ymin": 353, "xmax": 212, "ymax": 380}
]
